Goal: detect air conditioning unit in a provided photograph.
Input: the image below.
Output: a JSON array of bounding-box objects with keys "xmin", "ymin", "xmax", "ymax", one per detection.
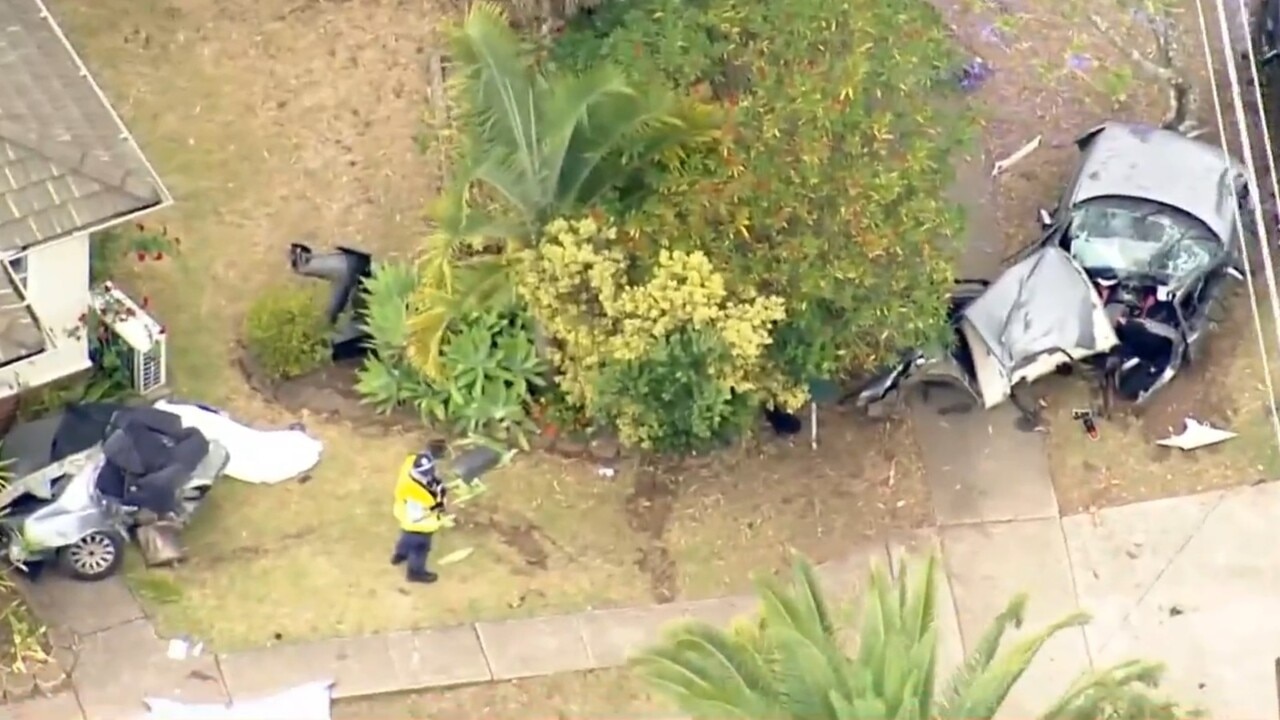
[{"xmin": 90, "ymin": 282, "xmax": 167, "ymax": 395}]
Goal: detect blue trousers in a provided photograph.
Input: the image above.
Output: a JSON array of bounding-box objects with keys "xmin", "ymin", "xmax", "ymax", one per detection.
[{"xmin": 394, "ymin": 530, "xmax": 433, "ymax": 575}]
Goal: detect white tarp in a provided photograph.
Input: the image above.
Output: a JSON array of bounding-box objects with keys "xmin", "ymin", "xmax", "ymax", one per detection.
[
  {"xmin": 144, "ymin": 680, "xmax": 333, "ymax": 720},
  {"xmin": 154, "ymin": 400, "xmax": 323, "ymax": 485}
]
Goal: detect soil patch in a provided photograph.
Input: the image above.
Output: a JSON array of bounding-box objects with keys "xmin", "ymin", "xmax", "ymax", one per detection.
[
  {"xmin": 468, "ymin": 512, "xmax": 553, "ymax": 571},
  {"xmin": 625, "ymin": 465, "xmax": 680, "ymax": 603},
  {"xmin": 237, "ymin": 350, "xmax": 423, "ymax": 432}
]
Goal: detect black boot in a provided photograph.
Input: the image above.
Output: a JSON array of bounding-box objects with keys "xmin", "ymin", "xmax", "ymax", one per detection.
[
  {"xmin": 390, "ymin": 553, "xmax": 406, "ymax": 566},
  {"xmin": 407, "ymin": 569, "xmax": 439, "ymax": 584}
]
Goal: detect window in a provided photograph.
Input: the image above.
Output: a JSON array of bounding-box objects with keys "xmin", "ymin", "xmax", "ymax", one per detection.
[{"xmin": 4, "ymin": 255, "xmax": 26, "ymax": 293}]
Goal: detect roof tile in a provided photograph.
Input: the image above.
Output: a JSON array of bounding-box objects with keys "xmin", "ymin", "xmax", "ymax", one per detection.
[{"xmin": 0, "ymin": 0, "xmax": 166, "ymax": 252}]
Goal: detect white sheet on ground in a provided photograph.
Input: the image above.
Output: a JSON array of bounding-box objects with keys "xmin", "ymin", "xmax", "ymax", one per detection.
[
  {"xmin": 154, "ymin": 400, "xmax": 323, "ymax": 485},
  {"xmin": 144, "ymin": 680, "xmax": 333, "ymax": 720}
]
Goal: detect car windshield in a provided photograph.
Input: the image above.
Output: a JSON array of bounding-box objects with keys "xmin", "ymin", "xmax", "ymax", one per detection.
[{"xmin": 1068, "ymin": 196, "xmax": 1222, "ymax": 284}]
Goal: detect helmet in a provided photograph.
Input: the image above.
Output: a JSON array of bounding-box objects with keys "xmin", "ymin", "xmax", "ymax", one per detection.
[{"xmin": 408, "ymin": 452, "xmax": 437, "ymax": 484}]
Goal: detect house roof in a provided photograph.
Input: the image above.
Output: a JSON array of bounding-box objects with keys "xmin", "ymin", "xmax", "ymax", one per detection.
[{"xmin": 0, "ymin": 0, "xmax": 170, "ymax": 255}]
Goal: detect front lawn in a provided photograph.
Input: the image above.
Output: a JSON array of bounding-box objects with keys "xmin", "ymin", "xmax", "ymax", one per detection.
[{"xmin": 56, "ymin": 0, "xmax": 950, "ymax": 652}]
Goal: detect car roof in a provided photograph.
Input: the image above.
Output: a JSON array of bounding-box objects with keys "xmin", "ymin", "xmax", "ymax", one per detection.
[{"xmin": 1070, "ymin": 122, "xmax": 1241, "ymax": 243}]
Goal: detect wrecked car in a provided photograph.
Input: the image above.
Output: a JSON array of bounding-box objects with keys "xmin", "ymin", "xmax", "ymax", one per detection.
[
  {"xmin": 855, "ymin": 122, "xmax": 1247, "ymax": 415},
  {"xmin": 0, "ymin": 403, "xmax": 228, "ymax": 581}
]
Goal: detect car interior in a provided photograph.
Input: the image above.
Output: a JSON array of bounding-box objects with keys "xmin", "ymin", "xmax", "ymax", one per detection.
[{"xmin": 1113, "ymin": 317, "xmax": 1180, "ymax": 401}]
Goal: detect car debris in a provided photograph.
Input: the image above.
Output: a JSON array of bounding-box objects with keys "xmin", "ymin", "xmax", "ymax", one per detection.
[
  {"xmin": 1156, "ymin": 417, "xmax": 1238, "ymax": 451},
  {"xmin": 0, "ymin": 403, "xmax": 228, "ymax": 581},
  {"xmin": 145, "ymin": 679, "xmax": 334, "ymax": 720},
  {"xmin": 956, "ymin": 57, "xmax": 994, "ymax": 93},
  {"xmin": 992, "ymin": 135, "xmax": 1042, "ymax": 177},
  {"xmin": 166, "ymin": 636, "xmax": 204, "ymax": 661},
  {"xmin": 437, "ymin": 547, "xmax": 475, "ymax": 566},
  {"xmin": 1071, "ymin": 408, "xmax": 1100, "ymax": 440}
]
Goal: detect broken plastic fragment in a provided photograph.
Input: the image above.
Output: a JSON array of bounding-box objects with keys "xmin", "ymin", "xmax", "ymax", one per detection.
[
  {"xmin": 956, "ymin": 57, "xmax": 994, "ymax": 93},
  {"xmin": 1156, "ymin": 418, "xmax": 1237, "ymax": 451},
  {"xmin": 145, "ymin": 680, "xmax": 333, "ymax": 720},
  {"xmin": 437, "ymin": 547, "xmax": 475, "ymax": 566},
  {"xmin": 992, "ymin": 135, "xmax": 1042, "ymax": 177}
]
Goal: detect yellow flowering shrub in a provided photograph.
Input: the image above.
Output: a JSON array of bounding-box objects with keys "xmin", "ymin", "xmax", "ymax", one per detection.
[{"xmin": 518, "ymin": 216, "xmax": 800, "ymax": 450}]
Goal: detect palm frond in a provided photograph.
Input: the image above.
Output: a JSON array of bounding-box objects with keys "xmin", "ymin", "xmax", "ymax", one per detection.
[
  {"xmin": 562, "ymin": 91, "xmax": 722, "ymax": 210},
  {"xmin": 633, "ymin": 621, "xmax": 778, "ymax": 718},
  {"xmin": 451, "ymin": 1, "xmax": 542, "ymax": 189},
  {"xmin": 935, "ymin": 591, "xmax": 1028, "ymax": 715},
  {"xmin": 541, "ymin": 65, "xmax": 645, "ymax": 210},
  {"xmin": 941, "ymin": 611, "xmax": 1091, "ymax": 720},
  {"xmin": 1040, "ymin": 659, "xmax": 1196, "ymax": 720}
]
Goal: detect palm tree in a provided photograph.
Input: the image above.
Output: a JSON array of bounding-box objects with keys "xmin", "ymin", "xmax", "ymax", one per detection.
[
  {"xmin": 405, "ymin": 1, "xmax": 719, "ymax": 378},
  {"xmin": 634, "ymin": 555, "xmax": 1196, "ymax": 720}
]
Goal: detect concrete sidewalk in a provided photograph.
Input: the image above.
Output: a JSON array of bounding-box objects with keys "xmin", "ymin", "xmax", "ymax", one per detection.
[
  {"xmin": 9, "ymin": 541, "xmax": 895, "ymax": 720},
  {"xmin": 13, "ymin": 481, "xmax": 1280, "ymax": 718}
]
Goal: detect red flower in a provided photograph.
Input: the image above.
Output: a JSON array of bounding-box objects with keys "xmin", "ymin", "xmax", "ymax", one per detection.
[
  {"xmin": 153, "ymin": 251, "xmax": 164, "ymax": 261},
  {"xmin": 136, "ymin": 251, "xmax": 146, "ymax": 262}
]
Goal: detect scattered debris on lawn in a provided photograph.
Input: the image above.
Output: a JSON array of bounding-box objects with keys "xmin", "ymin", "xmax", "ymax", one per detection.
[
  {"xmin": 991, "ymin": 134, "xmax": 1042, "ymax": 177},
  {"xmin": 1071, "ymin": 408, "xmax": 1100, "ymax": 440},
  {"xmin": 957, "ymin": 57, "xmax": 995, "ymax": 92},
  {"xmin": 145, "ymin": 680, "xmax": 333, "ymax": 720},
  {"xmin": 165, "ymin": 636, "xmax": 204, "ymax": 660},
  {"xmin": 1156, "ymin": 418, "xmax": 1238, "ymax": 451},
  {"xmin": 437, "ymin": 547, "xmax": 475, "ymax": 566}
]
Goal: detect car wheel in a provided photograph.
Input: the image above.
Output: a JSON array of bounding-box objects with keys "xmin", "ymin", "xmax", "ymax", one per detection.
[{"xmin": 58, "ymin": 529, "xmax": 127, "ymax": 582}]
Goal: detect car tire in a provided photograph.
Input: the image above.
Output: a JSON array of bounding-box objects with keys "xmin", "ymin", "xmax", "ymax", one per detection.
[{"xmin": 58, "ymin": 529, "xmax": 127, "ymax": 582}]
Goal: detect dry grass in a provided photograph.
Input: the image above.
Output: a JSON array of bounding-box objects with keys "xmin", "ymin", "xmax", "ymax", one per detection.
[
  {"xmin": 332, "ymin": 668, "xmax": 674, "ymax": 720},
  {"xmin": 56, "ymin": 0, "xmax": 443, "ymax": 401}
]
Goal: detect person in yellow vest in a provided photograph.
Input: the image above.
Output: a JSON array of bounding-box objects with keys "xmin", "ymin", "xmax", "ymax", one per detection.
[{"xmin": 391, "ymin": 451, "xmax": 447, "ymax": 584}]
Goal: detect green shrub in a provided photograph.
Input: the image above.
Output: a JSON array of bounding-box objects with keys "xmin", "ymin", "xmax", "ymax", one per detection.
[
  {"xmin": 243, "ymin": 284, "xmax": 331, "ymax": 381},
  {"xmin": 517, "ymin": 217, "xmax": 785, "ymax": 452},
  {"xmin": 593, "ymin": 328, "xmax": 756, "ymax": 453},
  {"xmin": 356, "ymin": 261, "xmax": 547, "ymax": 442},
  {"xmin": 552, "ymin": 0, "xmax": 974, "ymax": 383}
]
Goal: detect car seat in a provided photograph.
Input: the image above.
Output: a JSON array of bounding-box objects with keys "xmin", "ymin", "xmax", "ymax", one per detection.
[{"xmin": 1114, "ymin": 317, "xmax": 1179, "ymax": 401}]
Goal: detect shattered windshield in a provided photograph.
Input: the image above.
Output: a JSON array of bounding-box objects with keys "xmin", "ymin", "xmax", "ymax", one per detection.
[{"xmin": 1068, "ymin": 196, "xmax": 1221, "ymax": 284}]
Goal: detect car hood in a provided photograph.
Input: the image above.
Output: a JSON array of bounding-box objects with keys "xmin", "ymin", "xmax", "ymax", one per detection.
[
  {"xmin": 1070, "ymin": 122, "xmax": 1241, "ymax": 244},
  {"xmin": 960, "ymin": 247, "xmax": 1119, "ymax": 406}
]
